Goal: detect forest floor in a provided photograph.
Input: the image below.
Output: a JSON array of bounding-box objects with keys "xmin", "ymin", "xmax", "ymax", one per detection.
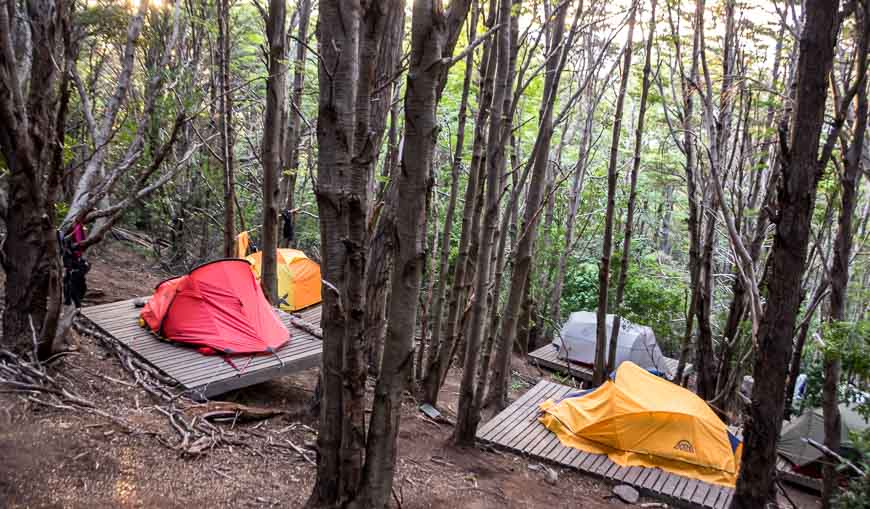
[{"xmin": 0, "ymin": 240, "xmax": 821, "ymax": 508}]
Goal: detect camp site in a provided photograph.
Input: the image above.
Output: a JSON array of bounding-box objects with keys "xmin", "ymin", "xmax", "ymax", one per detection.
[{"xmin": 1, "ymin": 0, "xmax": 869, "ymax": 508}]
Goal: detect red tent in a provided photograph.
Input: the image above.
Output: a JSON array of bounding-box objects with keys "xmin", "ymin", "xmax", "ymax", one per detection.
[{"xmin": 140, "ymin": 259, "xmax": 289, "ymax": 355}]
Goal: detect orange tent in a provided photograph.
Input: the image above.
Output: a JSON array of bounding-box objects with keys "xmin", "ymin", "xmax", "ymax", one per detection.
[
  {"xmin": 539, "ymin": 362, "xmax": 742, "ymax": 486},
  {"xmin": 246, "ymin": 249, "xmax": 321, "ymax": 311}
]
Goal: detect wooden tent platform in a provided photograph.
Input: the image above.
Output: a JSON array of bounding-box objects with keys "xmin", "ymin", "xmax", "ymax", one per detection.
[
  {"xmin": 476, "ymin": 380, "xmax": 735, "ymax": 509},
  {"xmin": 528, "ymin": 343, "xmax": 681, "ymax": 381},
  {"xmin": 775, "ymin": 457, "xmax": 822, "ymax": 492},
  {"xmin": 80, "ymin": 298, "xmax": 323, "ymax": 399}
]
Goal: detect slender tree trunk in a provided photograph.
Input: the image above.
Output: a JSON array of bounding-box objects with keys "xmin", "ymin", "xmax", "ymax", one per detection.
[
  {"xmin": 674, "ymin": 0, "xmax": 703, "ymax": 383},
  {"xmin": 550, "ymin": 91, "xmax": 594, "ymax": 330},
  {"xmin": 423, "ymin": 1, "xmax": 478, "ymax": 397},
  {"xmin": 355, "ymin": 2, "xmax": 471, "ymax": 506},
  {"xmin": 822, "ymin": 8, "xmax": 869, "ymax": 505},
  {"xmin": 607, "ymin": 0, "xmax": 657, "ymax": 374},
  {"xmin": 423, "ymin": 8, "xmax": 497, "ymax": 405},
  {"xmin": 260, "ymin": 0, "xmax": 287, "ymax": 304},
  {"xmin": 308, "ymin": 1, "xmax": 361, "ymax": 505},
  {"xmin": 218, "ymin": 0, "xmax": 236, "ymax": 258},
  {"xmin": 474, "ymin": 0, "xmax": 521, "ymax": 412},
  {"xmin": 362, "ymin": 9, "xmax": 406, "ymax": 374},
  {"xmin": 454, "ymin": 0, "xmax": 512, "ymax": 445},
  {"xmin": 695, "ymin": 198, "xmax": 717, "ymax": 400},
  {"xmin": 595, "ymin": 0, "xmax": 637, "ymax": 384},
  {"xmin": 417, "ymin": 213, "xmax": 440, "ymax": 382},
  {"xmin": 489, "ymin": 0, "xmax": 571, "ymax": 409},
  {"xmin": 280, "ymin": 0, "xmax": 311, "ymax": 216},
  {"xmin": 732, "ymin": 1, "xmax": 840, "ymax": 506}
]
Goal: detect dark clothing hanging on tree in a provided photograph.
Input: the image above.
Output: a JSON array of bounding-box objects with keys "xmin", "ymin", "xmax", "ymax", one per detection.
[
  {"xmin": 62, "ymin": 222, "xmax": 90, "ymax": 308},
  {"xmin": 281, "ymin": 209, "xmax": 295, "ymax": 246}
]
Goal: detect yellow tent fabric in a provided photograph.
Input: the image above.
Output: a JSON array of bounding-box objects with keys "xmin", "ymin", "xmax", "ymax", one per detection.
[
  {"xmin": 236, "ymin": 231, "xmax": 250, "ymax": 259},
  {"xmin": 539, "ymin": 362, "xmax": 742, "ymax": 486},
  {"xmin": 246, "ymin": 249, "xmax": 322, "ymax": 311}
]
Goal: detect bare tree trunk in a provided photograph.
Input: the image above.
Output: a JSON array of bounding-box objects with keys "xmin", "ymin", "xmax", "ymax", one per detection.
[
  {"xmin": 422, "ymin": 6, "xmax": 497, "ymax": 405},
  {"xmin": 308, "ymin": 0, "xmax": 361, "ymax": 505},
  {"xmin": 595, "ymin": 0, "xmax": 637, "ymax": 384},
  {"xmin": 364, "ymin": 185, "xmax": 395, "ymax": 376},
  {"xmin": 474, "ymin": 0, "xmax": 521, "ymax": 412},
  {"xmin": 607, "ymin": 0, "xmax": 657, "ymax": 375},
  {"xmin": 423, "ymin": 0, "xmax": 478, "ymax": 398},
  {"xmin": 672, "ymin": 0, "xmax": 703, "ymax": 383},
  {"xmin": 694, "ymin": 197, "xmax": 717, "ymax": 399},
  {"xmin": 417, "ymin": 213, "xmax": 441, "ymax": 382},
  {"xmin": 355, "ymin": 1, "xmax": 471, "ymax": 506},
  {"xmin": 454, "ymin": 0, "xmax": 512, "ymax": 445},
  {"xmin": 280, "ymin": 0, "xmax": 311, "ymax": 215},
  {"xmin": 0, "ymin": 0, "xmax": 69, "ymax": 355},
  {"xmin": 218, "ymin": 0, "xmax": 236, "ymax": 258},
  {"xmin": 822, "ymin": 7, "xmax": 869, "ymax": 505},
  {"xmin": 260, "ymin": 0, "xmax": 286, "ymax": 304},
  {"xmin": 732, "ymin": 1, "xmax": 841, "ymax": 506},
  {"xmin": 362, "ymin": 9, "xmax": 406, "ymax": 376},
  {"xmin": 488, "ymin": 0, "xmax": 572, "ymax": 409}
]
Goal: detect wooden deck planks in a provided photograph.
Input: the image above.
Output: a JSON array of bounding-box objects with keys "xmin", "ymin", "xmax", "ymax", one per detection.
[
  {"xmin": 527, "ymin": 344, "xmax": 682, "ymax": 381},
  {"xmin": 80, "ymin": 298, "xmax": 323, "ymax": 398},
  {"xmin": 776, "ymin": 456, "xmax": 823, "ymax": 492},
  {"xmin": 475, "ymin": 380, "xmax": 736, "ymax": 509}
]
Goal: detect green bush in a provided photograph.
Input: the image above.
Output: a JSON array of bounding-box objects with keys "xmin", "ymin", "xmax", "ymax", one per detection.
[
  {"xmin": 559, "ymin": 254, "xmax": 686, "ymax": 355},
  {"xmin": 833, "ymin": 429, "xmax": 870, "ymax": 509}
]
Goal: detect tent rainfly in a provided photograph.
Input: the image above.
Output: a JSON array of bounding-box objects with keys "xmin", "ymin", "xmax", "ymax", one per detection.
[
  {"xmin": 140, "ymin": 259, "xmax": 290, "ymax": 356},
  {"xmin": 539, "ymin": 361, "xmax": 743, "ymax": 486},
  {"xmin": 246, "ymin": 249, "xmax": 322, "ymax": 312},
  {"xmin": 552, "ymin": 311, "xmax": 668, "ymax": 374},
  {"xmin": 778, "ymin": 404, "xmax": 869, "ymax": 468}
]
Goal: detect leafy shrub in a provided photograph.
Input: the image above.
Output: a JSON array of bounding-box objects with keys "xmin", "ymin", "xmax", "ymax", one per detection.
[{"xmin": 559, "ymin": 254, "xmax": 686, "ymax": 355}]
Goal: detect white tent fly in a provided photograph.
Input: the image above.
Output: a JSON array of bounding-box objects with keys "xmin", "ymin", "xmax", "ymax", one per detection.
[{"xmin": 552, "ymin": 311, "xmax": 670, "ymax": 374}]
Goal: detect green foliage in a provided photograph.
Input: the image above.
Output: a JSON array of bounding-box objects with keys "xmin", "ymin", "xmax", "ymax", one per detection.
[
  {"xmin": 833, "ymin": 429, "xmax": 870, "ymax": 509},
  {"xmin": 54, "ymin": 202, "xmax": 70, "ymax": 225},
  {"xmin": 559, "ymin": 253, "xmax": 686, "ymax": 355},
  {"xmin": 802, "ymin": 320, "xmax": 870, "ymax": 414}
]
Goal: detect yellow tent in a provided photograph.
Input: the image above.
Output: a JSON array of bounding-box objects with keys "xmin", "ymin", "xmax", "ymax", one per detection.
[
  {"xmin": 236, "ymin": 231, "xmax": 251, "ymax": 258},
  {"xmin": 246, "ymin": 249, "xmax": 322, "ymax": 311},
  {"xmin": 539, "ymin": 362, "xmax": 742, "ymax": 486}
]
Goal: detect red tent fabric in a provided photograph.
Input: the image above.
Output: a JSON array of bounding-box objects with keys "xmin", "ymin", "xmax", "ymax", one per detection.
[{"xmin": 140, "ymin": 259, "xmax": 289, "ymax": 355}]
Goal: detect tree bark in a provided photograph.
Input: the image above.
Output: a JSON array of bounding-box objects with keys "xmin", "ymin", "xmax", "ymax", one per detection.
[
  {"xmin": 732, "ymin": 1, "xmax": 841, "ymax": 506},
  {"xmin": 260, "ymin": 0, "xmax": 287, "ymax": 304},
  {"xmin": 695, "ymin": 189, "xmax": 717, "ymax": 400},
  {"xmin": 362, "ymin": 12, "xmax": 407, "ymax": 376},
  {"xmin": 822, "ymin": 6, "xmax": 869, "ymax": 505},
  {"xmin": 488, "ymin": 0, "xmax": 571, "ymax": 409},
  {"xmin": 423, "ymin": 0, "xmax": 478, "ymax": 400},
  {"xmin": 355, "ymin": 1, "xmax": 471, "ymax": 506},
  {"xmin": 218, "ymin": 0, "xmax": 236, "ymax": 258},
  {"xmin": 595, "ymin": 0, "xmax": 637, "ymax": 384},
  {"xmin": 422, "ymin": 5, "xmax": 497, "ymax": 405},
  {"xmin": 309, "ymin": 0, "xmax": 361, "ymax": 505},
  {"xmin": 280, "ymin": 0, "xmax": 311, "ymax": 216},
  {"xmin": 0, "ymin": 0, "xmax": 68, "ymax": 355},
  {"xmin": 454, "ymin": 0, "xmax": 512, "ymax": 445},
  {"xmin": 607, "ymin": 0, "xmax": 657, "ymax": 375},
  {"xmin": 672, "ymin": 0, "xmax": 703, "ymax": 384}
]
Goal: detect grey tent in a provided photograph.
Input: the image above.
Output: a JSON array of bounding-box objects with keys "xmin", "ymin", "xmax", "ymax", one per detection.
[
  {"xmin": 778, "ymin": 404, "xmax": 868, "ymax": 467},
  {"xmin": 552, "ymin": 312, "xmax": 670, "ymax": 375}
]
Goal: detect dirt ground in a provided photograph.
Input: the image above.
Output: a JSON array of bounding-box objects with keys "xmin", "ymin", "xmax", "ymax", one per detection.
[{"xmin": 0, "ymin": 240, "xmax": 821, "ymax": 508}]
